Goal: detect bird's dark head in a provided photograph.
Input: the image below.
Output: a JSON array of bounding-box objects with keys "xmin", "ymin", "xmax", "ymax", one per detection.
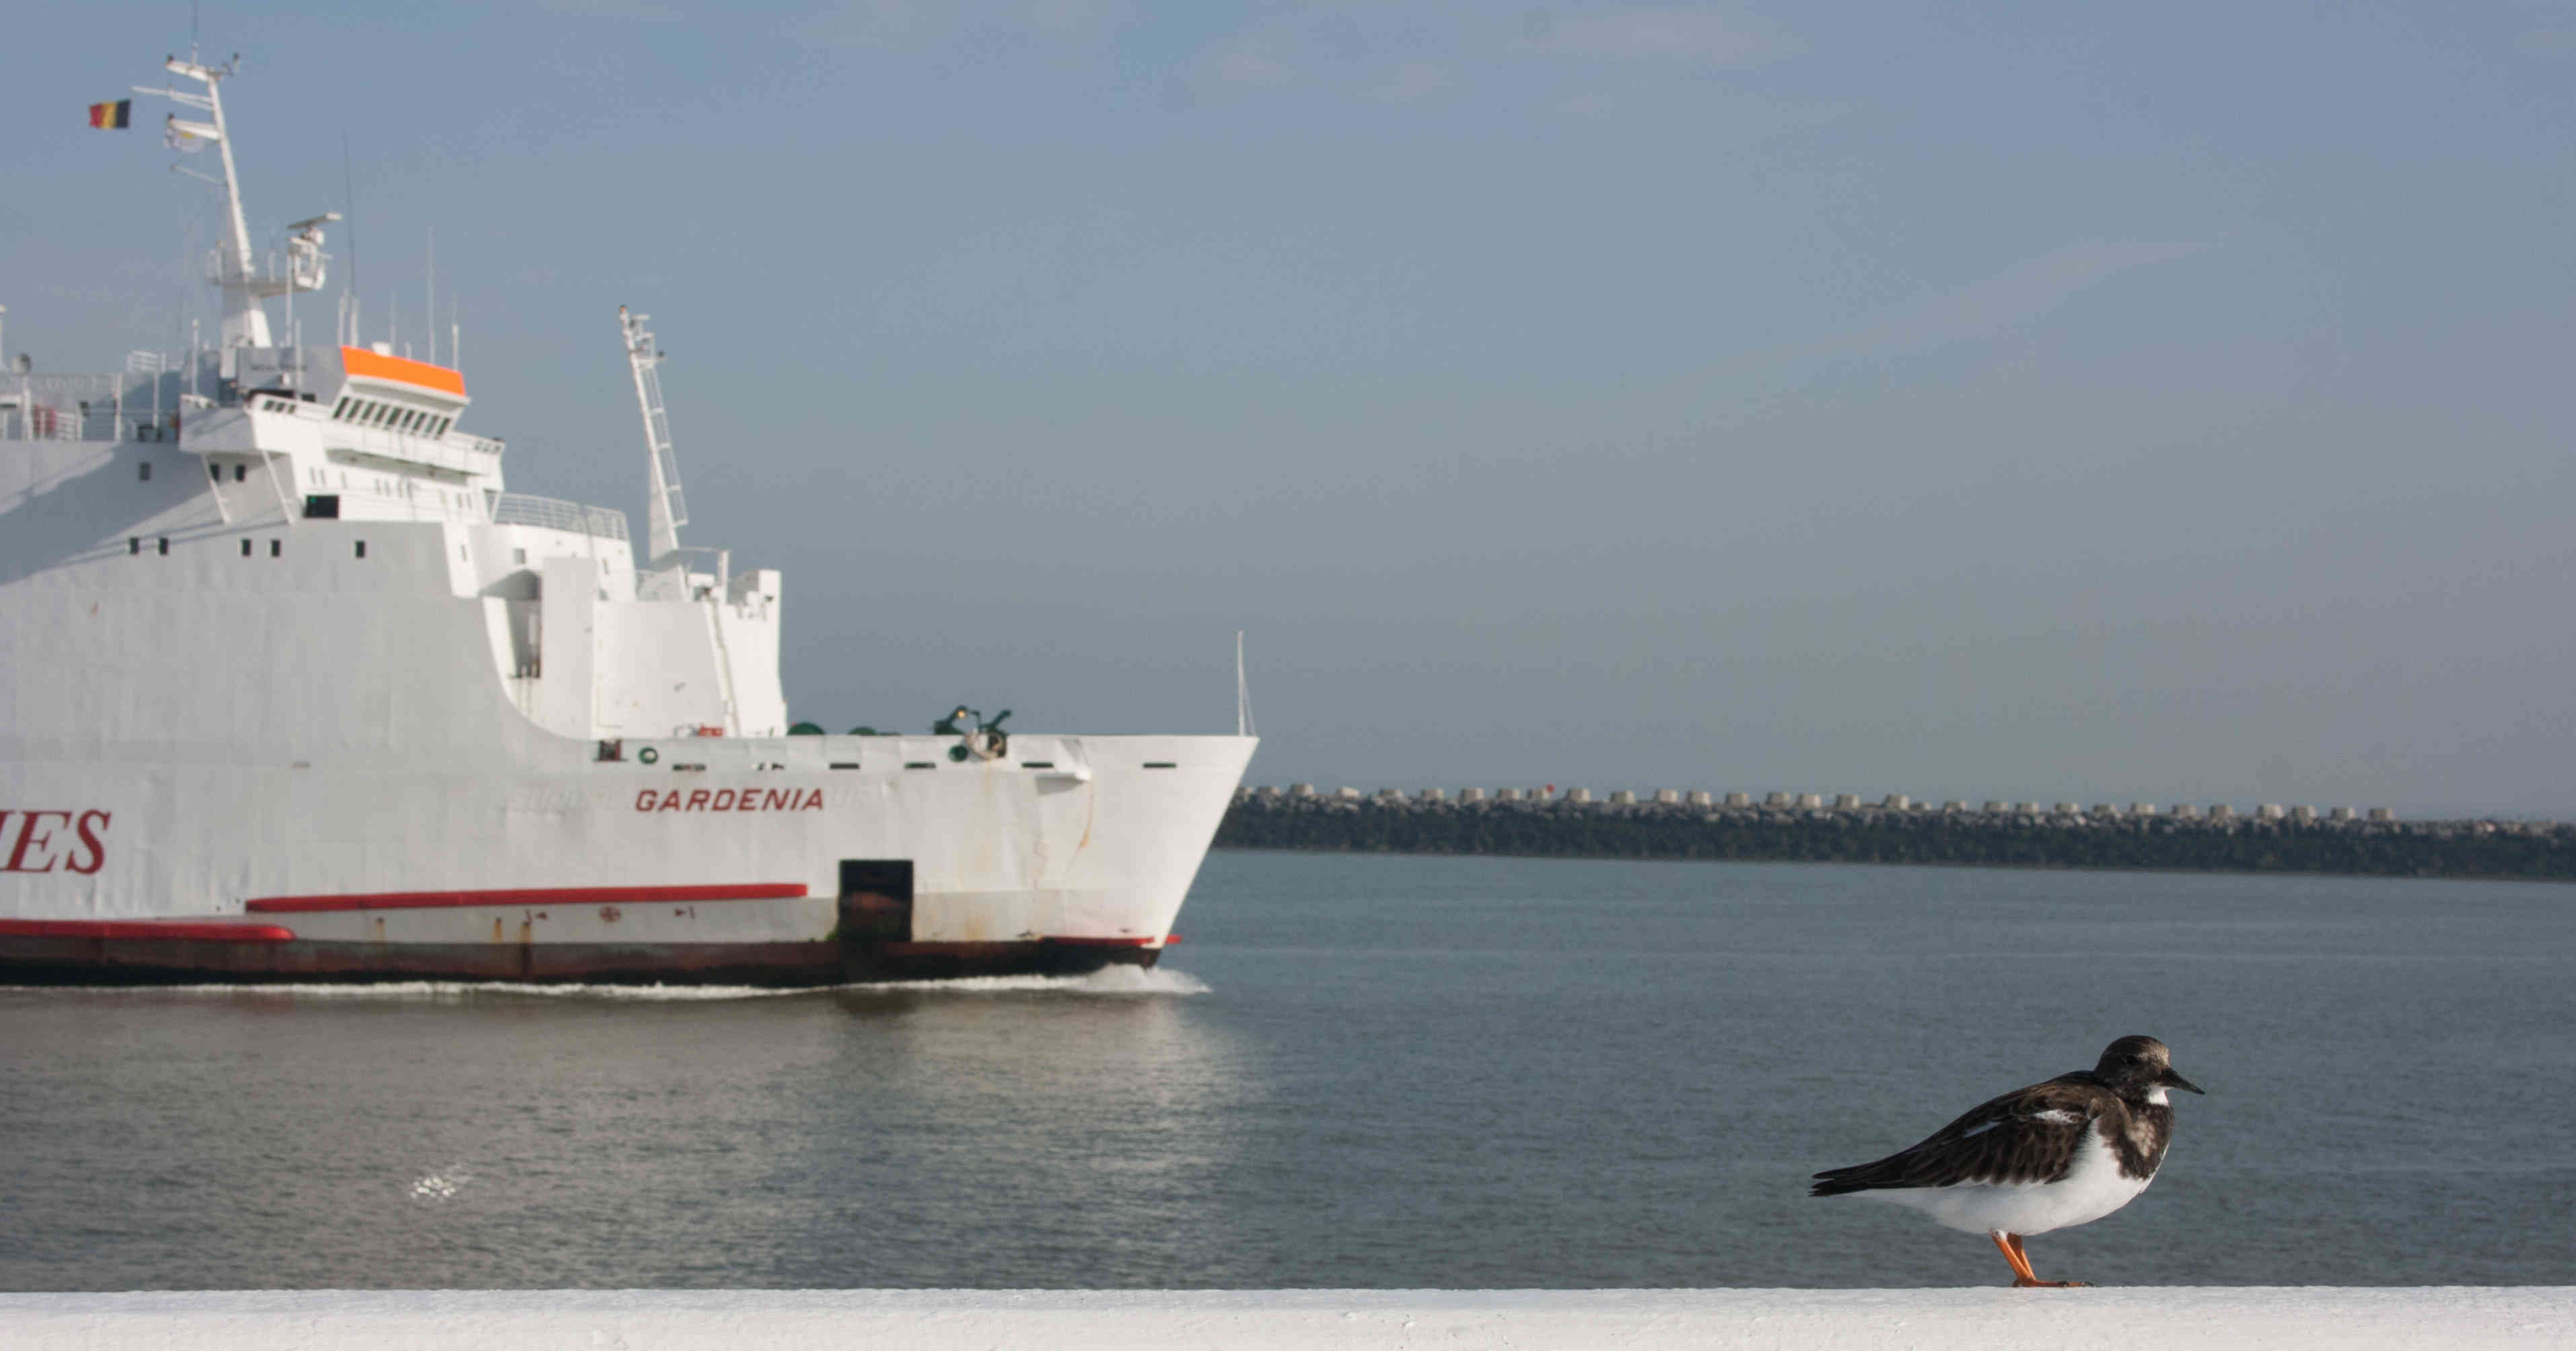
[{"xmin": 2094, "ymin": 1035, "xmax": 2203, "ymax": 1100}]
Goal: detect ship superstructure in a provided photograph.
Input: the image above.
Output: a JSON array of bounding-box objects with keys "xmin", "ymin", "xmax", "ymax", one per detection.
[{"xmin": 0, "ymin": 57, "xmax": 1254, "ymax": 984}]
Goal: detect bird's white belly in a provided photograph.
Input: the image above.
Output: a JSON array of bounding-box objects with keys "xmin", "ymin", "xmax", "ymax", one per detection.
[{"xmin": 1868, "ymin": 1123, "xmax": 2153, "ymax": 1236}]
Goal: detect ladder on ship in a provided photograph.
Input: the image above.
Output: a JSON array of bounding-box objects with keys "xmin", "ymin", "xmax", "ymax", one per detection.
[
  {"xmin": 621, "ymin": 305, "xmax": 688, "ymax": 586},
  {"xmin": 620, "ymin": 305, "xmax": 738, "ymax": 735}
]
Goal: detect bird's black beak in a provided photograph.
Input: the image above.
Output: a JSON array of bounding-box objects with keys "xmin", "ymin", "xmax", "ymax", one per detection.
[{"xmin": 2159, "ymin": 1068, "xmax": 2205, "ymax": 1095}]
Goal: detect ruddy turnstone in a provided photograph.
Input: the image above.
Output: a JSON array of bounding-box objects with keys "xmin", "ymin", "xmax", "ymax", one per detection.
[{"xmin": 1810, "ymin": 1035, "xmax": 2203, "ymax": 1288}]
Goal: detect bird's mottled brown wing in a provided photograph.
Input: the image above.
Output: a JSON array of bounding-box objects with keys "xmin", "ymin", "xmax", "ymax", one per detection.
[{"xmin": 1810, "ymin": 1077, "xmax": 2112, "ymax": 1196}]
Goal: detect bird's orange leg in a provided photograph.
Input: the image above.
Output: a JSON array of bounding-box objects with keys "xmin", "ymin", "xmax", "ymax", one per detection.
[
  {"xmin": 2004, "ymin": 1233, "xmax": 2087, "ymax": 1289},
  {"xmin": 1989, "ymin": 1231, "xmax": 2040, "ymax": 1286}
]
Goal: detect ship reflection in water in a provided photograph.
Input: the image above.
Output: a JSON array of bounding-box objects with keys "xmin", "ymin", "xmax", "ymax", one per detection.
[{"xmin": 0, "ymin": 970, "xmax": 1252, "ymax": 1290}]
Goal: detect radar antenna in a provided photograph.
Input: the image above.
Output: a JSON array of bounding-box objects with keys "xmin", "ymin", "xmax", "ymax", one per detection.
[{"xmin": 620, "ymin": 305, "xmax": 688, "ymax": 585}]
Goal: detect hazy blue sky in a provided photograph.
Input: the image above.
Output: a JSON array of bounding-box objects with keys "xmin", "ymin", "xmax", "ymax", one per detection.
[{"xmin": 9, "ymin": 2, "xmax": 2576, "ymax": 814}]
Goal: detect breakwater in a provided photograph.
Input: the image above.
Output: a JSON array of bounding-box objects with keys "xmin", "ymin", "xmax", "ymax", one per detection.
[{"xmin": 1215, "ymin": 787, "xmax": 2576, "ymax": 881}]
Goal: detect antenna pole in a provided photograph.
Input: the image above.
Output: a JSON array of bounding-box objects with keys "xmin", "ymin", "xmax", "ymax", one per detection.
[{"xmin": 342, "ymin": 134, "xmax": 359, "ymax": 345}]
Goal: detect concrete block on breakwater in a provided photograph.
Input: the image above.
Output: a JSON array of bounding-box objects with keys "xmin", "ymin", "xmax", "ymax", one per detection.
[{"xmin": 1216, "ymin": 788, "xmax": 2576, "ymax": 881}]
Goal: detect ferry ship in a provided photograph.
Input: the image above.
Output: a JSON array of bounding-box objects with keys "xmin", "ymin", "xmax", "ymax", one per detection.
[{"xmin": 0, "ymin": 56, "xmax": 1255, "ymax": 984}]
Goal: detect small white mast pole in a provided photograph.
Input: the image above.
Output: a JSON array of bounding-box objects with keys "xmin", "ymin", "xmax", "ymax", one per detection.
[
  {"xmin": 1236, "ymin": 631, "xmax": 1255, "ymax": 737},
  {"xmin": 201, "ymin": 67, "xmax": 252, "ymax": 295}
]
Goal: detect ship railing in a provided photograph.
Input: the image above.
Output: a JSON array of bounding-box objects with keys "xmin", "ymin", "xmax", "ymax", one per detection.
[
  {"xmin": 1, "ymin": 371, "xmax": 160, "ymax": 441},
  {"xmin": 493, "ymin": 493, "xmax": 631, "ymax": 542}
]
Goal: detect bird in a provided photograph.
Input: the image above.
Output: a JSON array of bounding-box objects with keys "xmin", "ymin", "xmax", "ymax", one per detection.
[{"xmin": 1810, "ymin": 1035, "xmax": 2204, "ymax": 1288}]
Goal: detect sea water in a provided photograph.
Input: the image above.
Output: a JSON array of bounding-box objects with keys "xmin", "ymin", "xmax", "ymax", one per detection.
[{"xmin": 1, "ymin": 853, "xmax": 2570, "ymax": 1288}]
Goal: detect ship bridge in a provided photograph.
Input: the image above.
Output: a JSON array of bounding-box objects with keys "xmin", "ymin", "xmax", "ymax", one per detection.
[{"xmin": 215, "ymin": 342, "xmax": 501, "ymax": 495}]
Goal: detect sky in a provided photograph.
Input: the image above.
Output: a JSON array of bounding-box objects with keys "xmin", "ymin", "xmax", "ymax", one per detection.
[{"xmin": 7, "ymin": 2, "xmax": 2575, "ymax": 816}]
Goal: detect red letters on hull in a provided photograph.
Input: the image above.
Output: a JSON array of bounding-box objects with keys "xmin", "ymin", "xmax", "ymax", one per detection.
[
  {"xmin": 635, "ymin": 788, "xmax": 824, "ymax": 814},
  {"xmin": 0, "ymin": 810, "xmax": 110, "ymax": 875},
  {"xmin": 1, "ymin": 793, "xmax": 826, "ymax": 877}
]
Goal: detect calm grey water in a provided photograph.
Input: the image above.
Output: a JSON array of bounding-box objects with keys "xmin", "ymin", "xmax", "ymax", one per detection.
[{"xmin": 3, "ymin": 853, "xmax": 2572, "ymax": 1290}]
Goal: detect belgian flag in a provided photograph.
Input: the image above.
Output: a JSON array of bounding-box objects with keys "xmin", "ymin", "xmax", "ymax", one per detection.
[{"xmin": 88, "ymin": 99, "xmax": 131, "ymax": 130}]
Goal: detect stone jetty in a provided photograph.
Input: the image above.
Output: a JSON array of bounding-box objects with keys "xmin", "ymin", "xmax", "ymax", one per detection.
[{"xmin": 1217, "ymin": 787, "xmax": 2576, "ymax": 881}]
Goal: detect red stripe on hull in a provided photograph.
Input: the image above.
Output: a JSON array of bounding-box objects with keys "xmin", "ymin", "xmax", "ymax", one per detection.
[
  {"xmin": 1040, "ymin": 935, "xmax": 1166, "ymax": 947},
  {"xmin": 0, "ymin": 920, "xmax": 295, "ymax": 943},
  {"xmin": 246, "ymin": 883, "xmax": 807, "ymax": 914}
]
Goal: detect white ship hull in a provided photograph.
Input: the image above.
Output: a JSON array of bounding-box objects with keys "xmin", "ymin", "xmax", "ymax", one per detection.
[{"xmin": 0, "ymin": 431, "xmax": 1252, "ymax": 982}]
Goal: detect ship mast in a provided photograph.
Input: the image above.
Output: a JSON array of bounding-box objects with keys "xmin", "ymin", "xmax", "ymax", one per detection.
[
  {"xmin": 620, "ymin": 305, "xmax": 688, "ymax": 583},
  {"xmin": 141, "ymin": 56, "xmax": 334, "ymax": 376}
]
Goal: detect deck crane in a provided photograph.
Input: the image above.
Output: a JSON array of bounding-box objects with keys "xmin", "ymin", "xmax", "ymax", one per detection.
[{"xmin": 621, "ymin": 305, "xmax": 688, "ymax": 597}]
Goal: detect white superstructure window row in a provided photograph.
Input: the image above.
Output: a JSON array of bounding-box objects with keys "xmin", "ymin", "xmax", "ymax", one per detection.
[{"xmin": 330, "ymin": 394, "xmax": 453, "ymax": 439}]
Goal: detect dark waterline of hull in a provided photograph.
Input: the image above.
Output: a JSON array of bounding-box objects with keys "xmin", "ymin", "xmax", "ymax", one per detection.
[{"xmin": 0, "ymin": 936, "xmax": 1159, "ymax": 987}]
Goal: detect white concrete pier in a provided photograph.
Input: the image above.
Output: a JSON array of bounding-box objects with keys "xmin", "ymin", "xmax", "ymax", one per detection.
[{"xmin": 1, "ymin": 1288, "xmax": 2567, "ymax": 1350}]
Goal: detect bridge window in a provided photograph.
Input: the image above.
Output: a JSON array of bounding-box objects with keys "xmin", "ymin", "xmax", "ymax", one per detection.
[
  {"xmin": 241, "ymin": 539, "xmax": 252, "ymax": 557},
  {"xmin": 139, "ymin": 461, "xmax": 151, "ymax": 482},
  {"xmin": 271, "ymin": 539, "xmax": 281, "ymax": 558},
  {"xmin": 355, "ymin": 540, "xmax": 367, "ymax": 559}
]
